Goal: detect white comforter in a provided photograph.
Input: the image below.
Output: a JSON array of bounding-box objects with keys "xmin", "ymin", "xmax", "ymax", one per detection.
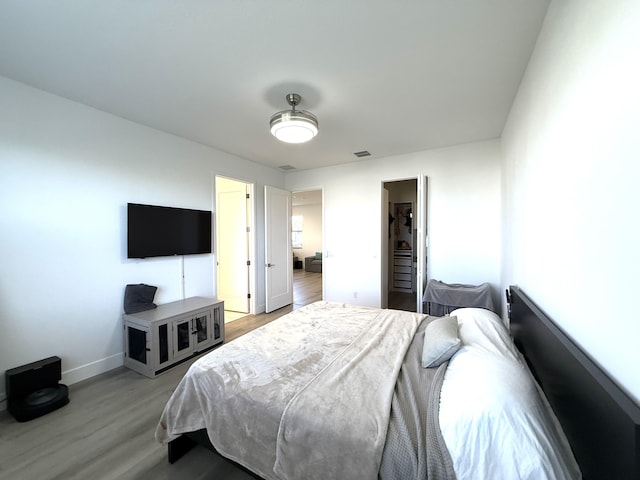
[
  {"xmin": 440, "ymin": 308, "xmax": 581, "ymax": 480},
  {"xmin": 155, "ymin": 302, "xmax": 423, "ymax": 480}
]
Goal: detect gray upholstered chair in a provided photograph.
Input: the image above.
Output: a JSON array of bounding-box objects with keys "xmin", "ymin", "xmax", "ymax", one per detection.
[{"xmin": 304, "ymin": 254, "xmax": 322, "ymax": 273}]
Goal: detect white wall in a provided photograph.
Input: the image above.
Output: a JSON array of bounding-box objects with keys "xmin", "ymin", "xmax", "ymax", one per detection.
[
  {"xmin": 292, "ymin": 202, "xmax": 322, "ymax": 260},
  {"xmin": 0, "ymin": 76, "xmax": 284, "ymax": 400},
  {"xmin": 286, "ymin": 140, "xmax": 502, "ymax": 308},
  {"xmin": 501, "ymin": 0, "xmax": 640, "ymax": 402}
]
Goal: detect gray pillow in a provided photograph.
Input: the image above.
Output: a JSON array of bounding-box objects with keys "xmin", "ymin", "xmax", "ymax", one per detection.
[
  {"xmin": 123, "ymin": 283, "xmax": 158, "ymax": 314},
  {"xmin": 421, "ymin": 316, "xmax": 461, "ymax": 368}
]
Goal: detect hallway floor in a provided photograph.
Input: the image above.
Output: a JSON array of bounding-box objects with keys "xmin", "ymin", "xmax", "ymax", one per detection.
[{"xmin": 388, "ymin": 290, "xmax": 417, "ymax": 312}]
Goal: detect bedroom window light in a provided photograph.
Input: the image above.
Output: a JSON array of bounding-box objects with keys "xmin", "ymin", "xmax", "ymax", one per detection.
[{"xmin": 292, "ymin": 215, "xmax": 303, "ymax": 249}]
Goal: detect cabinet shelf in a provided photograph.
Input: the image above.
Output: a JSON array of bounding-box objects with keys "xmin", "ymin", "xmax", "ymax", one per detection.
[{"xmin": 123, "ymin": 297, "xmax": 224, "ymax": 378}]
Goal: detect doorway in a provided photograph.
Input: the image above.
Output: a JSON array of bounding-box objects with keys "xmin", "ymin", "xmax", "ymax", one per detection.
[
  {"xmin": 215, "ymin": 176, "xmax": 254, "ymax": 322},
  {"xmin": 292, "ymin": 189, "xmax": 323, "ymax": 308},
  {"xmin": 382, "ymin": 177, "xmax": 428, "ymax": 313}
]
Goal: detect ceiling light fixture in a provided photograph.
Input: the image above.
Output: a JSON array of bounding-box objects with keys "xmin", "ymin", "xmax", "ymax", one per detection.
[{"xmin": 270, "ymin": 93, "xmax": 318, "ymax": 144}]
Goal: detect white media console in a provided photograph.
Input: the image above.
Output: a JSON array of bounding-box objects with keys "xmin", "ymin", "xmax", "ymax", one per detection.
[{"xmin": 123, "ymin": 296, "xmax": 224, "ymax": 378}]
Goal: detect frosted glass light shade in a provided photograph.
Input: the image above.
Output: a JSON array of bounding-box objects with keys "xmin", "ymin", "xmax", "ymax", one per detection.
[{"xmin": 270, "ymin": 110, "xmax": 318, "ymax": 144}]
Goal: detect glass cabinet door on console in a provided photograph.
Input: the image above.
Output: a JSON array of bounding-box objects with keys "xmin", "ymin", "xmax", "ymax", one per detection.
[
  {"xmin": 123, "ymin": 297, "xmax": 225, "ymax": 378},
  {"xmin": 195, "ymin": 314, "xmax": 211, "ymax": 347},
  {"xmin": 124, "ymin": 322, "xmax": 174, "ymax": 373},
  {"xmin": 171, "ymin": 312, "xmax": 213, "ymax": 362},
  {"xmin": 172, "ymin": 317, "xmax": 192, "ymax": 361}
]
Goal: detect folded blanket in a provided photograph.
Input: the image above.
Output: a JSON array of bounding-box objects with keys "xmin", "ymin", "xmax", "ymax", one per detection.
[
  {"xmin": 380, "ymin": 316, "xmax": 456, "ymax": 480},
  {"xmin": 273, "ymin": 308, "xmax": 423, "ymax": 480}
]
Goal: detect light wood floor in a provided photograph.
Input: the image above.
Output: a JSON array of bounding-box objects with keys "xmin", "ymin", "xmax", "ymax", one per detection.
[{"xmin": 0, "ymin": 270, "xmax": 322, "ymax": 480}]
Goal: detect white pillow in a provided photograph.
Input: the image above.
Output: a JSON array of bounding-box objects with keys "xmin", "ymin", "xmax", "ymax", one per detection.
[
  {"xmin": 421, "ymin": 316, "xmax": 461, "ymax": 368},
  {"xmin": 449, "ymin": 307, "xmax": 520, "ymax": 359}
]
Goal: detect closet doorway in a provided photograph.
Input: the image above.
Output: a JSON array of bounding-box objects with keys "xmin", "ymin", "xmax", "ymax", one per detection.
[
  {"xmin": 382, "ymin": 177, "xmax": 428, "ymax": 313},
  {"xmin": 215, "ymin": 176, "xmax": 254, "ymax": 322}
]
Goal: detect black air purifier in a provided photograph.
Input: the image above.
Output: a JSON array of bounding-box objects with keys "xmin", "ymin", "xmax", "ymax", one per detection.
[{"xmin": 5, "ymin": 356, "xmax": 69, "ymax": 422}]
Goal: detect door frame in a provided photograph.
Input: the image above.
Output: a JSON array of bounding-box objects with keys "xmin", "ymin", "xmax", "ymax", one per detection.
[
  {"xmin": 291, "ymin": 187, "xmax": 325, "ymax": 302},
  {"xmin": 381, "ymin": 176, "xmax": 428, "ymax": 313}
]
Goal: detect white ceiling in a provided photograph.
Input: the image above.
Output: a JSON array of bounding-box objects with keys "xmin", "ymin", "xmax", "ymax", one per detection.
[{"xmin": 0, "ymin": 0, "xmax": 549, "ymax": 172}]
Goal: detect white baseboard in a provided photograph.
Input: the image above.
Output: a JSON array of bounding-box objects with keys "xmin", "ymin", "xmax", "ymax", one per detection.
[{"xmin": 62, "ymin": 352, "xmax": 123, "ymax": 386}]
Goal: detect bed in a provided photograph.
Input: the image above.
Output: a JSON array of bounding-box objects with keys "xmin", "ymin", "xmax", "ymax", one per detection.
[{"xmin": 155, "ymin": 289, "xmax": 640, "ymax": 479}]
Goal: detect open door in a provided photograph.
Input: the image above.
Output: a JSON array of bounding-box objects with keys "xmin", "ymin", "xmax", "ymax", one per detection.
[
  {"xmin": 264, "ymin": 186, "xmax": 293, "ymax": 312},
  {"xmin": 381, "ymin": 188, "xmax": 389, "ymax": 309},
  {"xmin": 216, "ymin": 176, "xmax": 250, "ymax": 313},
  {"xmin": 416, "ymin": 175, "xmax": 428, "ymax": 313}
]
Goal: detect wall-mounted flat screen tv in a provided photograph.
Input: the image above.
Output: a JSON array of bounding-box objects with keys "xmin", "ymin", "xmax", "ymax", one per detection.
[{"xmin": 127, "ymin": 203, "xmax": 212, "ymax": 258}]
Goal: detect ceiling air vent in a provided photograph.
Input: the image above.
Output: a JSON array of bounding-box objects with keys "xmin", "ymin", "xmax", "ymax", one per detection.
[
  {"xmin": 279, "ymin": 165, "xmax": 296, "ymax": 171},
  {"xmin": 353, "ymin": 150, "xmax": 371, "ymax": 158}
]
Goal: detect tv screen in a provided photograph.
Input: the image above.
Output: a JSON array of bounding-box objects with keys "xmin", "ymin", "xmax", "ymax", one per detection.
[{"xmin": 127, "ymin": 203, "xmax": 212, "ymax": 258}]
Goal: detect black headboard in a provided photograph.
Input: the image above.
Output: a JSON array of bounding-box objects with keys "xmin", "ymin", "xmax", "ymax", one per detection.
[{"xmin": 508, "ymin": 286, "xmax": 640, "ymax": 479}]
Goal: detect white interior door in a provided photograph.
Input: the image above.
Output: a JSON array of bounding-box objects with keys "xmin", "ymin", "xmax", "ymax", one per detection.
[
  {"xmin": 216, "ymin": 177, "xmax": 249, "ymax": 313},
  {"xmin": 381, "ymin": 188, "xmax": 389, "ymax": 309},
  {"xmin": 265, "ymin": 186, "xmax": 292, "ymax": 313},
  {"xmin": 416, "ymin": 175, "xmax": 428, "ymax": 313}
]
